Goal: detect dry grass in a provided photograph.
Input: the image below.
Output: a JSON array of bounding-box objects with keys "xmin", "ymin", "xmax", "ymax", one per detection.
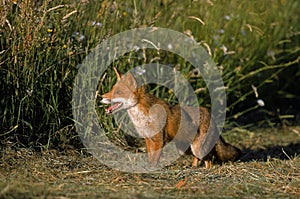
[{"xmin": 1, "ymin": 127, "xmax": 300, "ymax": 198}]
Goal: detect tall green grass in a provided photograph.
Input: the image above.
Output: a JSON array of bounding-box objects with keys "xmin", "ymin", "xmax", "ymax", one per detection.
[{"xmin": 0, "ymin": 0, "xmax": 299, "ymax": 148}]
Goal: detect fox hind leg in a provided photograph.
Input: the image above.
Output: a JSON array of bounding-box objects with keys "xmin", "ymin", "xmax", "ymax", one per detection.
[{"xmin": 191, "ymin": 153, "xmax": 213, "ymax": 168}]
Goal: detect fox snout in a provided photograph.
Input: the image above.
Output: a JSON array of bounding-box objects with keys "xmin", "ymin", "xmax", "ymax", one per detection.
[
  {"xmin": 100, "ymin": 96, "xmax": 111, "ymax": 105},
  {"xmin": 100, "ymin": 93, "xmax": 132, "ymax": 114}
]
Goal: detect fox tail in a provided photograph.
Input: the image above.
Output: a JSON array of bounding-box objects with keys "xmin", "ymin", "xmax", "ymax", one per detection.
[{"xmin": 214, "ymin": 136, "xmax": 241, "ymax": 162}]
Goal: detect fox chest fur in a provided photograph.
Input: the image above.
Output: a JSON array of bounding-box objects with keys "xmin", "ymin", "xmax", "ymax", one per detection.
[
  {"xmin": 127, "ymin": 104, "xmax": 160, "ymax": 138},
  {"xmin": 126, "ymin": 93, "xmax": 170, "ymax": 140}
]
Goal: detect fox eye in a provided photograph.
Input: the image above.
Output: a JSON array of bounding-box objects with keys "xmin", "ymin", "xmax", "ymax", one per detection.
[{"xmin": 114, "ymin": 90, "xmax": 121, "ymax": 95}]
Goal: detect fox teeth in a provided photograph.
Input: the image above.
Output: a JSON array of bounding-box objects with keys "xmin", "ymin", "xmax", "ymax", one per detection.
[{"xmin": 105, "ymin": 102, "xmax": 123, "ymax": 114}]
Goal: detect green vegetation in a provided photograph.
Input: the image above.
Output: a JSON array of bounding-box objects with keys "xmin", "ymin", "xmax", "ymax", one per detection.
[{"xmin": 1, "ymin": 0, "xmax": 299, "ymax": 148}]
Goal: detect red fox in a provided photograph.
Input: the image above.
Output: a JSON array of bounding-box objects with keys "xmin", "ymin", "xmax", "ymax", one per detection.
[{"xmin": 101, "ymin": 68, "xmax": 241, "ymax": 168}]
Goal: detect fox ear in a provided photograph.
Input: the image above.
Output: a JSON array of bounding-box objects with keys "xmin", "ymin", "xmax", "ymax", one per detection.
[
  {"xmin": 126, "ymin": 72, "xmax": 137, "ymax": 89},
  {"xmin": 113, "ymin": 67, "xmax": 122, "ymax": 80}
]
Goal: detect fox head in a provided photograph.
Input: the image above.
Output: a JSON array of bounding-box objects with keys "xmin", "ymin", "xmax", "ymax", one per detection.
[{"xmin": 101, "ymin": 68, "xmax": 139, "ymax": 114}]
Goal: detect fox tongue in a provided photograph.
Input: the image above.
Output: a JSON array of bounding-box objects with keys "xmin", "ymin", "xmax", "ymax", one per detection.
[
  {"xmin": 105, "ymin": 105, "xmax": 115, "ymax": 114},
  {"xmin": 105, "ymin": 103, "xmax": 122, "ymax": 114}
]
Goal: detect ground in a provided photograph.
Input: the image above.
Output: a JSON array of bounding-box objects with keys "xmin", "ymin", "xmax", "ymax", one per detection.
[{"xmin": 1, "ymin": 127, "xmax": 300, "ymax": 198}]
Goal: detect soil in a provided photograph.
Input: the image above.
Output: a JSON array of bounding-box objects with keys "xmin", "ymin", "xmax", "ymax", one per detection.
[{"xmin": 1, "ymin": 127, "xmax": 300, "ymax": 198}]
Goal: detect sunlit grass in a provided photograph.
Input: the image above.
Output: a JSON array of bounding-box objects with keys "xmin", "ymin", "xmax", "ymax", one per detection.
[{"xmin": 0, "ymin": 0, "xmax": 299, "ymax": 147}]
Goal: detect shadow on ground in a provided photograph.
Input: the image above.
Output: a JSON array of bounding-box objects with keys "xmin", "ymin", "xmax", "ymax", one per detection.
[{"xmin": 240, "ymin": 142, "xmax": 300, "ymax": 162}]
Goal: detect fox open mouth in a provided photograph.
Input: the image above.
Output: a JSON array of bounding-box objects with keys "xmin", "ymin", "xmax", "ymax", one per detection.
[{"xmin": 105, "ymin": 102, "xmax": 123, "ymax": 114}]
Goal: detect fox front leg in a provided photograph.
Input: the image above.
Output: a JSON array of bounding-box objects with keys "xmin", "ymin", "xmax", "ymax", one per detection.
[{"xmin": 144, "ymin": 132, "xmax": 164, "ymax": 166}]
